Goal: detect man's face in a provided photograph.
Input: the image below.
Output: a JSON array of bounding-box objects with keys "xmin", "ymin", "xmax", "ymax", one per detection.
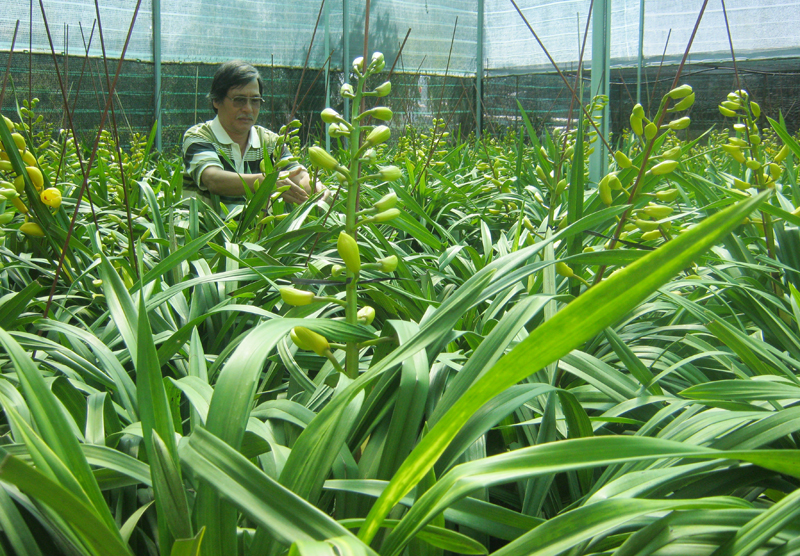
[{"xmin": 213, "ymin": 79, "xmax": 261, "ymax": 139}]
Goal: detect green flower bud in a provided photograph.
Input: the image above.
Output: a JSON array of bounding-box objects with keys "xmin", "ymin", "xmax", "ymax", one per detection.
[
  {"xmin": 357, "ymin": 306, "xmax": 376, "ymax": 325},
  {"xmin": 291, "ymin": 326, "xmax": 330, "ymax": 356},
  {"xmin": 669, "ymin": 92, "xmax": 695, "ymax": 112},
  {"xmin": 373, "ymin": 208, "xmax": 401, "ymax": 222},
  {"xmin": 719, "ymin": 105, "xmax": 738, "ymax": 118},
  {"xmin": 643, "ymin": 203, "xmax": 673, "ymax": 219},
  {"xmin": 369, "ymin": 107, "xmax": 393, "ymax": 121},
  {"xmin": 378, "ymin": 165, "xmax": 402, "ymax": 181},
  {"xmin": 650, "ymin": 160, "xmax": 678, "ymax": 175},
  {"xmin": 614, "ymin": 151, "xmax": 632, "ymax": 168},
  {"xmin": 745, "ymin": 159, "xmax": 761, "ymax": 171},
  {"xmin": 667, "ymin": 84, "xmax": 693, "ymax": 99},
  {"xmin": 378, "ymin": 255, "xmax": 398, "ymax": 272},
  {"xmin": 321, "ymin": 108, "xmax": 341, "ymax": 124},
  {"xmin": 337, "ymin": 231, "xmax": 361, "ymax": 273},
  {"xmin": 374, "ymin": 191, "xmax": 397, "ymax": 211},
  {"xmin": 368, "ymin": 52, "xmax": 385, "ymax": 73},
  {"xmin": 749, "ymin": 134, "xmax": 761, "ymax": 146},
  {"xmin": 632, "ymin": 103, "xmax": 645, "ymax": 118},
  {"xmin": 656, "ymin": 188, "xmax": 679, "ymax": 202},
  {"xmin": 366, "ymin": 125, "xmax": 391, "ymax": 146},
  {"xmin": 308, "ymin": 146, "xmax": 339, "ymax": 171},
  {"xmin": 340, "ymin": 83, "xmax": 355, "ymax": 98},
  {"xmin": 352, "ymin": 56, "xmax": 365, "ymax": 74},
  {"xmin": 331, "ymin": 264, "xmax": 344, "ymax": 278},
  {"xmin": 598, "ymin": 175, "xmax": 612, "ymax": 205},
  {"xmin": 774, "ymin": 144, "xmax": 790, "ymax": 163},
  {"xmin": 721, "ymin": 144, "xmax": 746, "ymax": 163},
  {"xmin": 20, "ymin": 222, "xmax": 45, "ymax": 237},
  {"xmin": 635, "ymin": 218, "xmax": 660, "ymax": 232},
  {"xmin": 732, "ymin": 177, "xmax": 750, "ymax": 190},
  {"xmin": 607, "ymin": 173, "xmax": 622, "ymax": 190},
  {"xmin": 662, "ymin": 146, "xmax": 682, "ymax": 160},
  {"xmin": 555, "ymin": 262, "xmax": 574, "ymax": 278},
  {"xmin": 630, "ymin": 115, "xmax": 644, "ymax": 136},
  {"xmin": 666, "ymin": 117, "xmax": 691, "ymax": 130},
  {"xmin": 750, "ymin": 101, "xmax": 761, "ymax": 119},
  {"xmin": 280, "ymin": 287, "xmax": 315, "ymax": 306},
  {"xmin": 640, "ymin": 230, "xmax": 662, "ymax": 241},
  {"xmin": 374, "ymin": 81, "xmax": 392, "ymax": 97},
  {"xmin": 0, "ymin": 212, "xmax": 14, "ymax": 225},
  {"xmin": 644, "ymin": 122, "xmax": 658, "ymax": 141},
  {"xmin": 727, "ymin": 137, "xmax": 747, "ymax": 147},
  {"xmin": 721, "ymin": 100, "xmax": 740, "ymax": 111}
]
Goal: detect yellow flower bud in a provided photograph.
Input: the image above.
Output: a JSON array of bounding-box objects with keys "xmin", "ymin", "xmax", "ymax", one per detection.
[
  {"xmin": 745, "ymin": 159, "xmax": 761, "ymax": 171},
  {"xmin": 337, "ymin": 231, "xmax": 361, "ymax": 274},
  {"xmin": 721, "ymin": 100, "xmax": 740, "ymax": 111},
  {"xmin": 20, "ymin": 150, "xmax": 36, "ymax": 166},
  {"xmin": 20, "ymin": 222, "xmax": 44, "ymax": 237},
  {"xmin": 11, "ymin": 133, "xmax": 25, "ymax": 150},
  {"xmin": 10, "ymin": 197, "xmax": 28, "ymax": 214},
  {"xmin": 632, "ymin": 103, "xmax": 645, "ymax": 118},
  {"xmin": 768, "ymin": 163, "xmax": 782, "ymax": 180},
  {"xmin": 607, "ymin": 174, "xmax": 622, "ymax": 191},
  {"xmin": 279, "ymin": 287, "xmax": 315, "ymax": 306},
  {"xmin": 40, "ymin": 187, "xmax": 62, "ymax": 209},
  {"xmin": 290, "ymin": 326, "xmax": 330, "ymax": 356},
  {"xmin": 750, "ymin": 101, "xmax": 761, "ymax": 119},
  {"xmin": 719, "ymin": 106, "xmax": 737, "ymax": 118},
  {"xmin": 641, "ymin": 229, "xmax": 662, "ymax": 241},
  {"xmin": 2, "ymin": 115, "xmax": 12, "ymax": 131},
  {"xmin": 662, "ymin": 146, "xmax": 682, "ymax": 160}
]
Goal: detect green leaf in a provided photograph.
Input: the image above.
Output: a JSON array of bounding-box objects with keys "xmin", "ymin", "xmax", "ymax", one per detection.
[{"xmin": 357, "ymin": 190, "xmax": 771, "ymax": 544}]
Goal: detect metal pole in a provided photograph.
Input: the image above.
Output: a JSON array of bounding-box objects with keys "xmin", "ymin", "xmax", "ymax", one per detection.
[
  {"xmin": 476, "ymin": 0, "xmax": 484, "ymax": 136},
  {"xmin": 589, "ymin": 0, "xmax": 610, "ymax": 184},
  {"xmin": 343, "ymin": 0, "xmax": 350, "ymax": 121},
  {"xmin": 153, "ymin": 0, "xmax": 162, "ymax": 151},
  {"xmin": 325, "ymin": 0, "xmax": 331, "ymax": 151},
  {"xmin": 637, "ymin": 0, "xmax": 644, "ymax": 105}
]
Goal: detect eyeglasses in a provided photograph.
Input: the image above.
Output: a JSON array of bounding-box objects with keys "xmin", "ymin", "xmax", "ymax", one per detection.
[{"xmin": 227, "ymin": 95, "xmax": 265, "ymax": 108}]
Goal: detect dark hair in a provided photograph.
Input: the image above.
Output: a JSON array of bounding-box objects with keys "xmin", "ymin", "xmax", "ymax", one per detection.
[{"xmin": 208, "ymin": 60, "xmax": 263, "ymax": 113}]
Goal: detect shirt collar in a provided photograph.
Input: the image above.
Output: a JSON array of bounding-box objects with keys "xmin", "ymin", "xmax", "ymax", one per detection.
[{"xmin": 210, "ymin": 116, "xmax": 260, "ymax": 149}]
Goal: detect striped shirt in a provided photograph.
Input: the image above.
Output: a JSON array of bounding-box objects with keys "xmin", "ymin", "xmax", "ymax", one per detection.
[{"xmin": 182, "ymin": 116, "xmax": 298, "ymax": 193}]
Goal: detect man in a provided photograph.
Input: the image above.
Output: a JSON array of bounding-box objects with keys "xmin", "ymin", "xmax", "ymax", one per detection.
[{"xmin": 182, "ymin": 60, "xmax": 326, "ymax": 205}]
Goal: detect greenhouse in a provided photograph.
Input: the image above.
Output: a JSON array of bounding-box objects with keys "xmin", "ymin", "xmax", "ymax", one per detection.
[{"xmin": 1, "ymin": 0, "xmax": 800, "ymax": 554}]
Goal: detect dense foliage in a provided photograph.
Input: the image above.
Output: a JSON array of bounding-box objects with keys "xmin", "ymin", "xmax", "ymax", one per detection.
[{"xmin": 0, "ymin": 63, "xmax": 800, "ymax": 556}]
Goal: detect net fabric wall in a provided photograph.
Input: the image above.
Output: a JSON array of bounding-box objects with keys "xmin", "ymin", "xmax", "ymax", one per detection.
[
  {"xmin": 0, "ymin": 0, "xmax": 153, "ymax": 61},
  {"xmin": 484, "ymin": 0, "xmax": 800, "ymax": 74}
]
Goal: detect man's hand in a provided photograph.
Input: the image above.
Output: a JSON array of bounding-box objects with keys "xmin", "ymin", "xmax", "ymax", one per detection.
[{"xmin": 279, "ymin": 166, "xmax": 330, "ymax": 205}]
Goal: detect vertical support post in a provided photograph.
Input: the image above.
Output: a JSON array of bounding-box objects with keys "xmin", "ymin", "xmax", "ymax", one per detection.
[
  {"xmin": 343, "ymin": 0, "xmax": 350, "ymax": 122},
  {"xmin": 637, "ymin": 0, "xmax": 644, "ymax": 105},
  {"xmin": 325, "ymin": 0, "xmax": 331, "ymax": 151},
  {"xmin": 153, "ymin": 0, "xmax": 162, "ymax": 151},
  {"xmin": 589, "ymin": 0, "xmax": 610, "ymax": 184},
  {"xmin": 476, "ymin": 0, "xmax": 484, "ymax": 136}
]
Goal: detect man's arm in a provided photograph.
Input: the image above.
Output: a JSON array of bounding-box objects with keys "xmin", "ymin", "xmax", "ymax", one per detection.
[{"xmin": 200, "ymin": 165, "xmax": 318, "ymax": 203}]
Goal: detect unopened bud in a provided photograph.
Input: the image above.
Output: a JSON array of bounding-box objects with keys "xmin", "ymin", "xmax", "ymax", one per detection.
[
  {"xmin": 750, "ymin": 101, "xmax": 761, "ymax": 119},
  {"xmin": 337, "ymin": 231, "xmax": 361, "ymax": 273},
  {"xmin": 378, "ymin": 255, "xmax": 398, "ymax": 272},
  {"xmin": 555, "ymin": 262, "xmax": 574, "ymax": 278},
  {"xmin": 366, "ymin": 125, "xmax": 391, "ymax": 146},
  {"xmin": 357, "ymin": 306, "xmax": 376, "ymax": 325},
  {"xmin": 614, "ymin": 151, "xmax": 632, "ymax": 168},
  {"xmin": 308, "ymin": 146, "xmax": 339, "ymax": 171},
  {"xmin": 340, "ymin": 83, "xmax": 355, "ymax": 98},
  {"xmin": 378, "ymin": 166, "xmax": 401, "ymax": 181},
  {"xmin": 280, "ymin": 287, "xmax": 315, "ymax": 306},
  {"xmin": 374, "ymin": 81, "xmax": 392, "ymax": 97},
  {"xmin": 630, "ymin": 115, "xmax": 643, "ymax": 136},
  {"xmin": 20, "ymin": 222, "xmax": 44, "ymax": 237},
  {"xmin": 290, "ymin": 326, "xmax": 330, "ymax": 356},
  {"xmin": 374, "ymin": 191, "xmax": 398, "ymax": 211},
  {"xmin": 644, "ymin": 122, "xmax": 658, "ymax": 141},
  {"xmin": 667, "ymin": 84, "xmax": 693, "ymax": 99},
  {"xmin": 632, "ymin": 103, "xmax": 645, "ymax": 118},
  {"xmin": 40, "ymin": 187, "xmax": 61, "ymax": 209},
  {"xmin": 321, "ymin": 108, "xmax": 341, "ymax": 124},
  {"xmin": 650, "ymin": 160, "xmax": 678, "ymax": 175},
  {"xmin": 669, "ymin": 92, "xmax": 695, "ymax": 112},
  {"xmin": 667, "ymin": 117, "xmax": 691, "ymax": 131},
  {"xmin": 373, "ymin": 208, "xmax": 401, "ymax": 222}
]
